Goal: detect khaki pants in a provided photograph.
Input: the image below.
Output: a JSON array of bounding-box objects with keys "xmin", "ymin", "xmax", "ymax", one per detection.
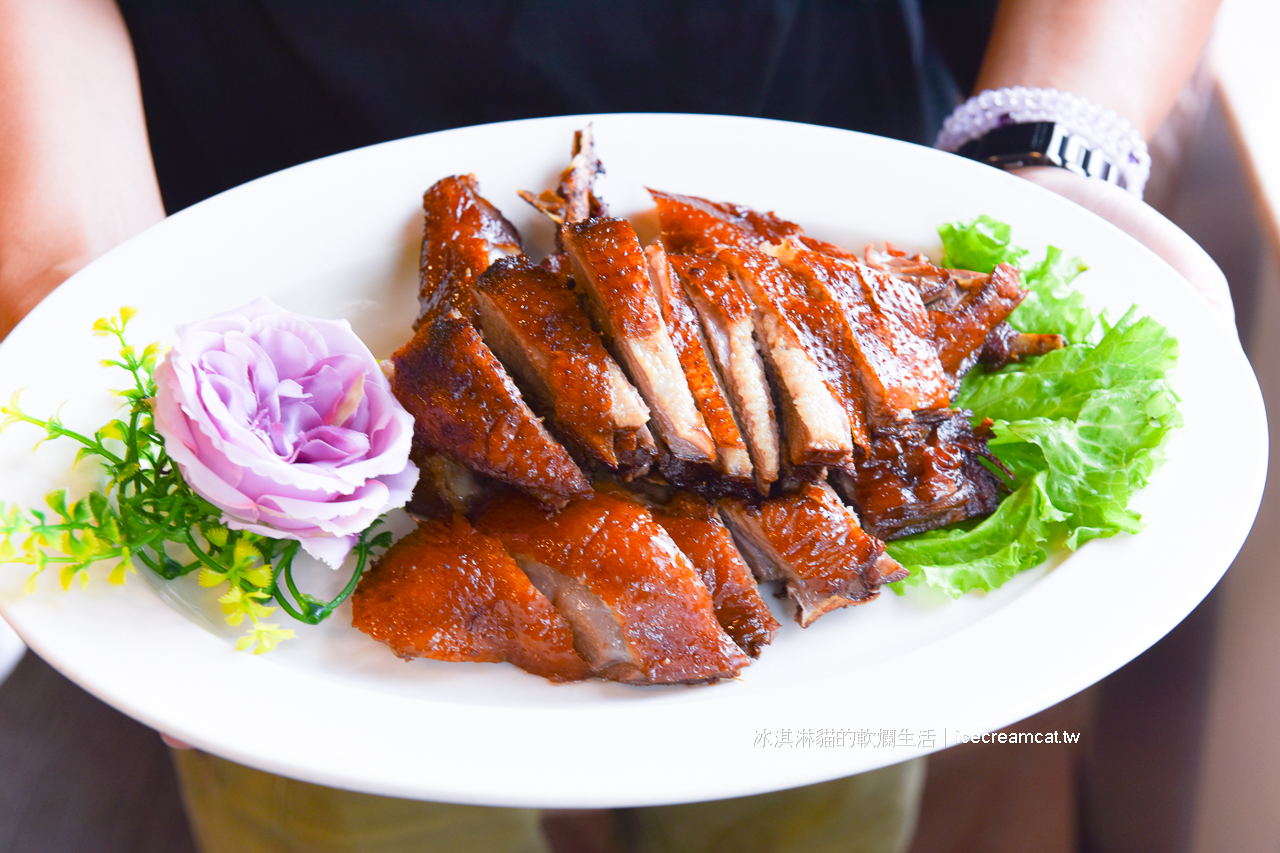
[{"xmin": 173, "ymin": 749, "xmax": 924, "ymax": 853}]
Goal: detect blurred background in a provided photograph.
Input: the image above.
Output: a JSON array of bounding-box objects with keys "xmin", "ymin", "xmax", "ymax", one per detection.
[{"xmin": 1, "ymin": 0, "xmax": 1277, "ymax": 850}]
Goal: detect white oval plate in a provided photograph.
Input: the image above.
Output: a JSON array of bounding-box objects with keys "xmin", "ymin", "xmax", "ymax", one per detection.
[{"xmin": 0, "ymin": 114, "xmax": 1266, "ymax": 808}]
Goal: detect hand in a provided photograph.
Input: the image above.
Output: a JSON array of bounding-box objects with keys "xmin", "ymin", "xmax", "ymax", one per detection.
[
  {"xmin": 1012, "ymin": 166, "xmax": 1235, "ymax": 326},
  {"xmin": 0, "ymin": 0, "xmax": 164, "ymax": 341}
]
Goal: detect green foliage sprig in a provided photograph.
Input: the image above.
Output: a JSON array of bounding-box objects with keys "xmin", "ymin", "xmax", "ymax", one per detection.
[{"xmin": 0, "ymin": 309, "xmax": 393, "ymax": 652}]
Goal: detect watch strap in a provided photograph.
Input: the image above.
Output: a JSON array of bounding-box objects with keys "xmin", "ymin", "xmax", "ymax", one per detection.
[{"xmin": 956, "ymin": 121, "xmax": 1121, "ymax": 186}]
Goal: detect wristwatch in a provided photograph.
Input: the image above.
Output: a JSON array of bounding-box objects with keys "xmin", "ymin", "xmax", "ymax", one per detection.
[{"xmin": 955, "ymin": 121, "xmax": 1122, "ymax": 188}]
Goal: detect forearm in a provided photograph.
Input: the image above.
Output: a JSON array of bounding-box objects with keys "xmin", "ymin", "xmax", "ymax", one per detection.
[
  {"xmin": 0, "ymin": 0, "xmax": 164, "ymax": 339},
  {"xmin": 975, "ymin": 0, "xmax": 1222, "ymax": 137},
  {"xmin": 974, "ymin": 0, "xmax": 1233, "ymax": 321}
]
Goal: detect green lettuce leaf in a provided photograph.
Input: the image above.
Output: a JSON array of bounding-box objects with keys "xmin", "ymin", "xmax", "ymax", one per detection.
[
  {"xmin": 888, "ymin": 471, "xmax": 1067, "ymax": 596},
  {"xmin": 1014, "ymin": 246, "xmax": 1093, "ymax": 342},
  {"xmin": 889, "ymin": 217, "xmax": 1180, "ymax": 597},
  {"xmin": 938, "ymin": 214, "xmax": 1027, "ymax": 272}
]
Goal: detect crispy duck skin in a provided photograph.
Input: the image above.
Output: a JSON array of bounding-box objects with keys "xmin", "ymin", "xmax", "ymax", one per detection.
[
  {"xmin": 717, "ymin": 482, "xmax": 906, "ymax": 627},
  {"xmin": 641, "ymin": 490, "xmax": 780, "ymax": 658},
  {"xmin": 389, "ymin": 311, "xmax": 590, "ymax": 508},
  {"xmin": 847, "ymin": 254, "xmax": 936, "ymax": 340},
  {"xmin": 351, "ymin": 515, "xmax": 591, "ymax": 682},
  {"xmin": 417, "ymin": 174, "xmax": 522, "ymax": 328},
  {"xmin": 645, "ymin": 244, "xmax": 753, "ymax": 485},
  {"xmin": 929, "ymin": 262, "xmax": 1026, "ymax": 386},
  {"xmin": 718, "ymin": 248, "xmax": 856, "ymax": 468},
  {"xmin": 863, "ymin": 246, "xmax": 1034, "ymax": 387},
  {"xmin": 476, "ymin": 490, "xmax": 750, "ymax": 684},
  {"xmin": 797, "ymin": 234, "xmax": 863, "ymax": 261},
  {"xmin": 668, "ymin": 254, "xmax": 780, "ymax": 493},
  {"xmin": 561, "ymin": 217, "xmax": 717, "ymax": 464},
  {"xmin": 473, "ymin": 255, "xmax": 652, "ymax": 475},
  {"xmin": 649, "ymin": 188, "xmax": 802, "ymax": 255},
  {"xmin": 832, "ymin": 409, "xmax": 1005, "ymax": 540},
  {"xmin": 771, "ymin": 243, "xmax": 951, "ymax": 434},
  {"xmin": 863, "ymin": 245, "xmax": 995, "ymax": 310}
]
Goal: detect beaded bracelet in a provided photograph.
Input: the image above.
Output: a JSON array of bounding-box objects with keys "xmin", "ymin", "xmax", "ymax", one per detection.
[{"xmin": 934, "ymin": 87, "xmax": 1150, "ymax": 199}]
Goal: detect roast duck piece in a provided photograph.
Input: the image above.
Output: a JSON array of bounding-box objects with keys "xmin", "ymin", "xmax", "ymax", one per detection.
[{"xmin": 358, "ymin": 128, "xmax": 1062, "ymax": 684}]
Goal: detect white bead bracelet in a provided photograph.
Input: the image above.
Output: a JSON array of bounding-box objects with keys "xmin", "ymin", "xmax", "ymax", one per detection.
[{"xmin": 935, "ymin": 87, "xmax": 1150, "ymax": 198}]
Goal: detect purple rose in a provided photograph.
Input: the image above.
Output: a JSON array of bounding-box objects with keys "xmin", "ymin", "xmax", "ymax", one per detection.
[{"xmin": 153, "ymin": 298, "xmax": 418, "ymax": 568}]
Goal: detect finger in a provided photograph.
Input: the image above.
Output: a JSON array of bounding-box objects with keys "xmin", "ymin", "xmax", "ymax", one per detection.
[
  {"xmin": 1011, "ymin": 166, "xmax": 1235, "ymax": 327},
  {"xmin": 160, "ymin": 732, "xmax": 194, "ymax": 750}
]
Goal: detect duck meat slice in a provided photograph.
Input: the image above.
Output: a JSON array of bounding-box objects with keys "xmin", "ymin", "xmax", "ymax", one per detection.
[
  {"xmin": 389, "ymin": 311, "xmax": 590, "ymax": 508},
  {"xmin": 718, "ymin": 248, "xmax": 856, "ymax": 468},
  {"xmin": 929, "ymin": 263, "xmax": 1026, "ymax": 389},
  {"xmin": 864, "ymin": 245, "xmax": 974, "ymax": 307},
  {"xmin": 404, "ymin": 437, "xmax": 492, "ymax": 519},
  {"xmin": 476, "ymin": 489, "xmax": 750, "ymax": 684},
  {"xmin": 668, "ymin": 254, "xmax": 780, "ymax": 494},
  {"xmin": 645, "ymin": 244, "xmax": 753, "ymax": 487},
  {"xmin": 417, "ymin": 174, "xmax": 522, "ymax": 328},
  {"xmin": 473, "ymin": 255, "xmax": 652, "ymax": 476},
  {"xmin": 863, "ymin": 246, "xmax": 1031, "ymax": 390},
  {"xmin": 351, "ymin": 515, "xmax": 591, "ymax": 682},
  {"xmin": 642, "ymin": 490, "xmax": 779, "ymax": 658},
  {"xmin": 561, "ymin": 217, "xmax": 716, "ymax": 465},
  {"xmin": 514, "ymin": 555, "xmax": 642, "ymax": 681},
  {"xmin": 649, "ymin": 188, "xmax": 802, "ymax": 255},
  {"xmin": 717, "ymin": 482, "xmax": 905, "ymax": 627},
  {"xmin": 832, "ymin": 409, "xmax": 1005, "ymax": 539},
  {"xmin": 772, "ymin": 244, "xmax": 950, "ymax": 428},
  {"xmin": 613, "ymin": 424, "xmax": 659, "ymax": 479},
  {"xmin": 978, "ymin": 321, "xmax": 1068, "ymax": 370}
]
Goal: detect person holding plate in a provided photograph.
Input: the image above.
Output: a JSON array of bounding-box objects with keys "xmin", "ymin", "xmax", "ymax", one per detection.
[{"xmin": 0, "ymin": 1, "xmax": 1231, "ymax": 852}]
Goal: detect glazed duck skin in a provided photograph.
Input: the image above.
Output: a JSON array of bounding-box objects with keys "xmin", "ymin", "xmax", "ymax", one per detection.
[
  {"xmin": 389, "ymin": 311, "xmax": 591, "ymax": 508},
  {"xmin": 832, "ymin": 409, "xmax": 1005, "ymax": 540},
  {"xmin": 562, "ymin": 217, "xmax": 716, "ymax": 465},
  {"xmin": 928, "ymin": 263, "xmax": 1027, "ymax": 386},
  {"xmin": 417, "ymin": 174, "xmax": 522, "ymax": 328},
  {"xmin": 649, "ymin": 188, "xmax": 802, "ymax": 255},
  {"xmin": 473, "ymin": 255, "xmax": 651, "ymax": 475},
  {"xmin": 718, "ymin": 482, "xmax": 906, "ymax": 627},
  {"xmin": 476, "ymin": 490, "xmax": 750, "ymax": 684},
  {"xmin": 351, "ymin": 515, "xmax": 592, "ymax": 682},
  {"xmin": 773, "ymin": 245, "xmax": 950, "ymax": 428},
  {"xmin": 642, "ymin": 491, "xmax": 780, "ymax": 658},
  {"xmin": 863, "ymin": 246, "xmax": 1042, "ymax": 389},
  {"xmin": 864, "ymin": 245, "xmax": 973, "ymax": 306}
]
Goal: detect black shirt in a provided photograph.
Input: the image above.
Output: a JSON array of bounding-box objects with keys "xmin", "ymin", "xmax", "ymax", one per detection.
[{"xmin": 117, "ymin": 1, "xmax": 991, "ymax": 212}]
